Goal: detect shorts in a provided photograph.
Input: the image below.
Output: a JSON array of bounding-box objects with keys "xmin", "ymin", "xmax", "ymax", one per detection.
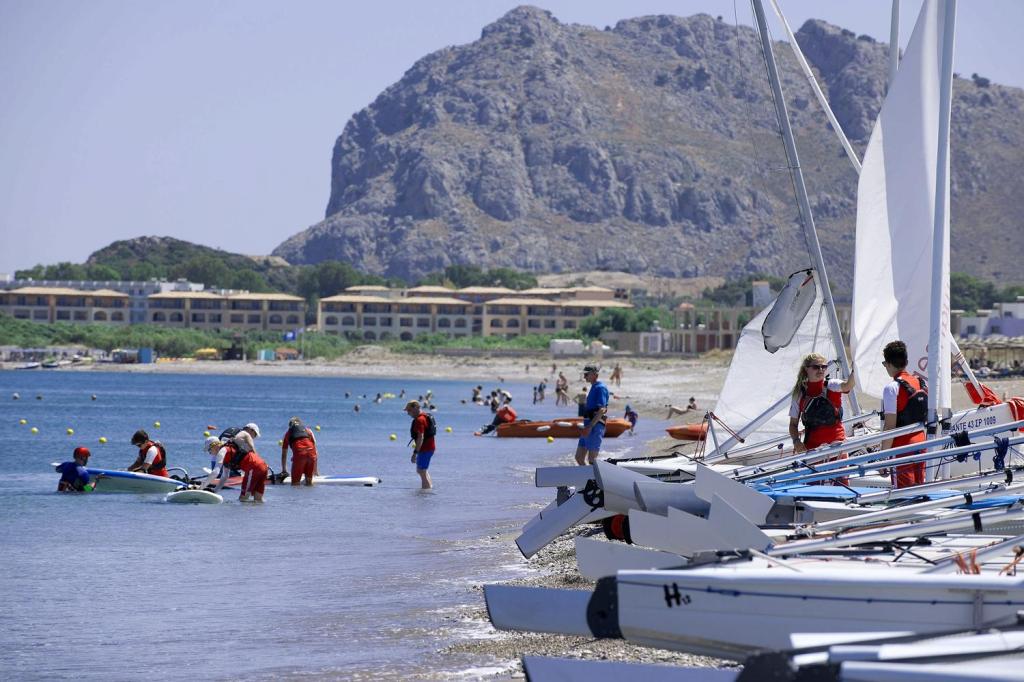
[
  {"xmin": 577, "ymin": 422, "xmax": 605, "ymax": 452},
  {"xmin": 291, "ymin": 454, "xmax": 316, "ymax": 482},
  {"xmin": 242, "ymin": 463, "xmax": 268, "ymax": 497},
  {"xmin": 416, "ymin": 450, "xmax": 435, "ymax": 470}
]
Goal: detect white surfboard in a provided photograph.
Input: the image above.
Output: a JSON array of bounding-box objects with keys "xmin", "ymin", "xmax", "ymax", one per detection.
[
  {"xmin": 86, "ymin": 468, "xmax": 186, "ymax": 494},
  {"xmin": 312, "ymin": 475, "xmax": 380, "ymax": 487},
  {"xmin": 165, "ymin": 489, "xmax": 223, "ymax": 504},
  {"xmin": 762, "ymin": 269, "xmax": 817, "ymax": 353}
]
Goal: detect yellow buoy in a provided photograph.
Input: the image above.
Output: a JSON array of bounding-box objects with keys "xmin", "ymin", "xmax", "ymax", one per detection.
[
  {"xmin": 546, "ymin": 436, "xmax": 554, "ymax": 443},
  {"xmin": 153, "ymin": 421, "xmax": 161, "ymax": 428},
  {"xmin": 389, "ymin": 433, "xmax": 397, "ymax": 441},
  {"xmin": 19, "ymin": 418, "xmax": 27, "ymax": 425},
  {"xmin": 203, "ymin": 430, "xmax": 211, "ymax": 437},
  {"xmin": 315, "ymin": 425, "xmax": 321, "ymax": 431},
  {"xmin": 445, "ymin": 426, "xmax": 452, "ymax": 433},
  {"xmin": 66, "ymin": 428, "xmax": 74, "ymax": 435},
  {"xmin": 30, "ymin": 427, "xmax": 39, "ymax": 434},
  {"xmin": 99, "ymin": 436, "xmax": 108, "ymax": 444}
]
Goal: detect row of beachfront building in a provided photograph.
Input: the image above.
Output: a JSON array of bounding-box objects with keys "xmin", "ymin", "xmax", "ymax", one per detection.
[{"xmin": 0, "ymin": 281, "xmax": 633, "ymax": 339}]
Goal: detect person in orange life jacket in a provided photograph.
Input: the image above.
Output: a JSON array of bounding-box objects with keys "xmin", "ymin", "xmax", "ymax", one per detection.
[
  {"xmin": 476, "ymin": 398, "xmax": 517, "ymax": 436},
  {"xmin": 127, "ymin": 429, "xmax": 168, "ymax": 477},
  {"xmin": 210, "ymin": 430, "xmax": 268, "ymax": 502},
  {"xmin": 405, "ymin": 400, "xmax": 434, "ymax": 490},
  {"xmin": 880, "ymin": 340, "xmax": 929, "ymax": 488},
  {"xmin": 56, "ymin": 446, "xmax": 95, "ymax": 492},
  {"xmin": 281, "ymin": 416, "xmax": 319, "ymax": 486},
  {"xmin": 788, "ymin": 353, "xmax": 856, "ymax": 485}
]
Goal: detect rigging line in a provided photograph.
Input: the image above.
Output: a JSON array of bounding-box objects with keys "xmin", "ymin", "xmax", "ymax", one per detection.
[
  {"xmin": 749, "ymin": 1, "xmax": 817, "ymax": 262},
  {"xmin": 733, "ymin": 0, "xmax": 775, "ymax": 215}
]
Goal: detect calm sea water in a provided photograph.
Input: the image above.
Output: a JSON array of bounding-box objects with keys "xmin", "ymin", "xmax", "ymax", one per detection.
[{"xmin": 0, "ymin": 369, "xmax": 655, "ymax": 680}]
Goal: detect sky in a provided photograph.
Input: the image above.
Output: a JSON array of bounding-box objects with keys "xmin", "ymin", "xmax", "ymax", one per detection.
[{"xmin": 1, "ymin": 0, "xmax": 1021, "ymax": 276}]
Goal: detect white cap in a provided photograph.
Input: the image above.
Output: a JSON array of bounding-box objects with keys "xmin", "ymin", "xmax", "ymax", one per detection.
[
  {"xmin": 244, "ymin": 422, "xmax": 261, "ymax": 438},
  {"xmin": 204, "ymin": 436, "xmax": 221, "ymax": 450}
]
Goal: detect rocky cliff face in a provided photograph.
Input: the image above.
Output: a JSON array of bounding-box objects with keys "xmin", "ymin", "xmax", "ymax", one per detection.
[{"xmin": 273, "ymin": 7, "xmax": 1024, "ymax": 285}]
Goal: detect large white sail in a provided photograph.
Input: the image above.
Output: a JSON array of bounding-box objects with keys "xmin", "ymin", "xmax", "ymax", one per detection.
[
  {"xmin": 852, "ymin": 0, "xmax": 951, "ymax": 411},
  {"xmin": 713, "ymin": 276, "xmax": 834, "ymax": 440}
]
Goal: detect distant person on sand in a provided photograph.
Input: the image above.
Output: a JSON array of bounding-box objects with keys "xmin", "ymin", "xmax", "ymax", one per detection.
[
  {"xmin": 405, "ymin": 400, "xmax": 435, "ymax": 490},
  {"xmin": 128, "ymin": 430, "xmax": 168, "ymax": 478},
  {"xmin": 623, "ymin": 404, "xmax": 638, "ymax": 435},
  {"xmin": 476, "ymin": 398, "xmax": 517, "ymax": 436},
  {"xmin": 609, "ymin": 363, "xmax": 623, "ymax": 387},
  {"xmin": 281, "ymin": 417, "xmax": 319, "ymax": 486},
  {"xmin": 788, "ymin": 353, "xmax": 855, "ymax": 485},
  {"xmin": 551, "ymin": 363, "xmax": 557, "ymax": 375},
  {"xmin": 574, "ymin": 365, "xmax": 609, "ymax": 466},
  {"xmin": 666, "ymin": 397, "xmax": 699, "ymax": 418},
  {"xmin": 56, "ymin": 446, "xmax": 94, "ymax": 492}
]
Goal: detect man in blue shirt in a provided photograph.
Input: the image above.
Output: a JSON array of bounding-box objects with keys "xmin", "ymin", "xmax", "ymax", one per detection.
[
  {"xmin": 574, "ymin": 365, "xmax": 609, "ymax": 465},
  {"xmin": 56, "ymin": 446, "xmax": 95, "ymax": 492}
]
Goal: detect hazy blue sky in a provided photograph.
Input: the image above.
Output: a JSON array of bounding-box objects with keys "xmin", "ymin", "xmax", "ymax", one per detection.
[{"xmin": 1, "ymin": 1, "xmax": 1021, "ymax": 275}]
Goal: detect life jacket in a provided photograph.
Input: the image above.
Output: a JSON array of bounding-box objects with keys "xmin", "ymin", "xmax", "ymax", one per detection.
[
  {"xmin": 220, "ymin": 426, "xmax": 252, "ymax": 455},
  {"xmin": 410, "ymin": 413, "xmax": 437, "ymax": 442},
  {"xmin": 894, "ymin": 372, "xmax": 929, "ymax": 427},
  {"xmin": 287, "ymin": 422, "xmax": 312, "ymax": 443},
  {"xmin": 139, "ymin": 441, "xmax": 167, "ymax": 471},
  {"xmin": 223, "ymin": 442, "xmax": 246, "ymax": 471},
  {"xmin": 800, "ymin": 386, "xmax": 843, "ymax": 430},
  {"xmin": 497, "ymin": 405, "xmax": 517, "ymax": 423}
]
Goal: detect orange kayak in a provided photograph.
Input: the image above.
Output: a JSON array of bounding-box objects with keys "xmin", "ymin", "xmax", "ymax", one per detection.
[
  {"xmin": 496, "ymin": 418, "xmax": 631, "ymax": 439},
  {"xmin": 666, "ymin": 423, "xmax": 708, "ymax": 441}
]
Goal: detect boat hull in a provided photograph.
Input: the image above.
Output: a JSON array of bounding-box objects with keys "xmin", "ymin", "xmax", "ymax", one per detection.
[
  {"xmin": 496, "ymin": 418, "xmax": 630, "ymax": 439},
  {"xmin": 87, "ymin": 468, "xmax": 185, "ymax": 494}
]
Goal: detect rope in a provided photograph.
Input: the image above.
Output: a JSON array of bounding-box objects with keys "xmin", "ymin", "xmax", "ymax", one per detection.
[{"xmin": 1000, "ymin": 546, "xmax": 1024, "ymax": 576}]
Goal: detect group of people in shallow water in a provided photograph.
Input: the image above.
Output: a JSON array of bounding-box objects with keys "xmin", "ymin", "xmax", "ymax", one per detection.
[
  {"xmin": 788, "ymin": 339, "xmax": 929, "ymax": 489},
  {"xmin": 57, "ymin": 417, "xmax": 323, "ymax": 502}
]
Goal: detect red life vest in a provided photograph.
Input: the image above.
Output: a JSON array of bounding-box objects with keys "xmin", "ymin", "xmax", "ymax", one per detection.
[
  {"xmin": 496, "ymin": 405, "xmax": 517, "ymax": 423},
  {"xmin": 799, "ymin": 381, "xmax": 845, "ymax": 449},
  {"xmin": 139, "ymin": 441, "xmax": 167, "ymax": 473},
  {"xmin": 894, "ymin": 371, "xmax": 929, "ymax": 427}
]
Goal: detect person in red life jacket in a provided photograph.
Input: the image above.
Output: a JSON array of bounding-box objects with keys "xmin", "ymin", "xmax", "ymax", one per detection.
[
  {"xmin": 475, "ymin": 398, "xmax": 517, "ymax": 436},
  {"xmin": 211, "ymin": 430, "xmax": 268, "ymax": 503},
  {"xmin": 405, "ymin": 400, "xmax": 435, "ymax": 489},
  {"xmin": 788, "ymin": 353, "xmax": 856, "ymax": 485},
  {"xmin": 281, "ymin": 416, "xmax": 319, "ymax": 486},
  {"xmin": 127, "ymin": 429, "xmax": 168, "ymax": 478},
  {"xmin": 880, "ymin": 340, "xmax": 929, "ymax": 488}
]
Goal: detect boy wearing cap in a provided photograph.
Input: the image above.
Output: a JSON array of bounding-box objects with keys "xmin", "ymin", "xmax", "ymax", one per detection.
[
  {"xmin": 56, "ymin": 446, "xmax": 95, "ymax": 492},
  {"xmin": 404, "ymin": 400, "xmax": 435, "ymax": 489},
  {"xmin": 575, "ymin": 365, "xmax": 609, "ymax": 465}
]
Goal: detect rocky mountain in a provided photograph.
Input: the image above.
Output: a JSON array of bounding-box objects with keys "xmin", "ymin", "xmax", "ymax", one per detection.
[{"xmin": 273, "ymin": 6, "xmax": 1024, "ymax": 286}]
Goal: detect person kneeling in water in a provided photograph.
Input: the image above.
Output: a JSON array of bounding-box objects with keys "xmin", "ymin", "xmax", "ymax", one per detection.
[{"xmin": 56, "ymin": 446, "xmax": 95, "ymax": 492}]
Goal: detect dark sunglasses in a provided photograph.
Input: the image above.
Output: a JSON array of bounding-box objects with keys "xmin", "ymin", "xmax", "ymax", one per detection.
[{"xmin": 805, "ymin": 364, "xmax": 829, "ymax": 370}]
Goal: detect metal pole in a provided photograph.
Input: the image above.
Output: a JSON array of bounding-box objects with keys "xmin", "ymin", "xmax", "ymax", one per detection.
[
  {"xmin": 888, "ymin": 0, "xmax": 901, "ymax": 93},
  {"xmin": 927, "ymin": 0, "xmax": 957, "ymax": 427},
  {"xmin": 750, "ymin": 0, "xmax": 861, "ymax": 415}
]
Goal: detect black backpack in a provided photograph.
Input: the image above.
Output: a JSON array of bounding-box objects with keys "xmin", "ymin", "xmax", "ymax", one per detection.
[
  {"xmin": 895, "ymin": 376, "xmax": 929, "ymax": 426},
  {"xmin": 409, "ymin": 413, "xmax": 437, "ymax": 442}
]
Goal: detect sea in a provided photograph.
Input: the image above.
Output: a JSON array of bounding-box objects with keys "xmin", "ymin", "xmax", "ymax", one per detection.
[{"xmin": 0, "ymin": 369, "xmax": 658, "ymax": 680}]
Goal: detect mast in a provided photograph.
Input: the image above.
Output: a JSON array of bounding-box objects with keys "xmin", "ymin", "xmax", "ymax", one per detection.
[
  {"xmin": 888, "ymin": 0, "xmax": 901, "ymax": 93},
  {"xmin": 927, "ymin": 0, "xmax": 957, "ymax": 426},
  {"xmin": 750, "ymin": 0, "xmax": 861, "ymax": 415}
]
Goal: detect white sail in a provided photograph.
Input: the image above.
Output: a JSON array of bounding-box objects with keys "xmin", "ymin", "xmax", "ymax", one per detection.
[
  {"xmin": 852, "ymin": 0, "xmax": 952, "ymax": 410},
  {"xmin": 713, "ymin": 275, "xmax": 834, "ymax": 439}
]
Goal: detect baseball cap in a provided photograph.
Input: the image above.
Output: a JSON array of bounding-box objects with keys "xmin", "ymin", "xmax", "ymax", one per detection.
[
  {"xmin": 244, "ymin": 422, "xmax": 261, "ymax": 438},
  {"xmin": 582, "ymin": 365, "xmax": 600, "ymax": 374}
]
